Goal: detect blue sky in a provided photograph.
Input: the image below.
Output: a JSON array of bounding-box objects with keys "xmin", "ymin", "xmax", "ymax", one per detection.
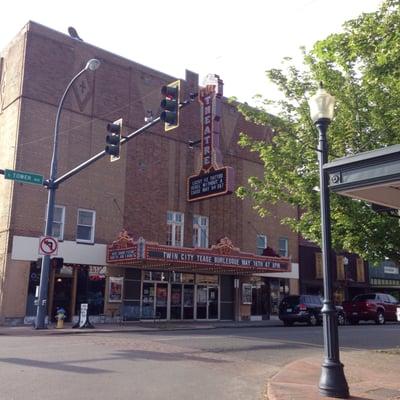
[{"xmin": 0, "ymin": 0, "xmax": 382, "ymax": 104}]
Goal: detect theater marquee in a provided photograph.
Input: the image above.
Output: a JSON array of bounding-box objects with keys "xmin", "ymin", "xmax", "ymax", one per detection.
[{"xmin": 107, "ymin": 233, "xmax": 290, "ymax": 275}]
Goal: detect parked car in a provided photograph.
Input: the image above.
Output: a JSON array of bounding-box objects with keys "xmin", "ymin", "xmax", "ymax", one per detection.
[
  {"xmin": 279, "ymin": 295, "xmax": 346, "ymax": 326},
  {"xmin": 342, "ymin": 293, "xmax": 399, "ymax": 325}
]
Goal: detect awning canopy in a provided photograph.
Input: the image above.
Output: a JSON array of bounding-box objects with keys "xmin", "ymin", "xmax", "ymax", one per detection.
[
  {"xmin": 324, "ymin": 144, "xmax": 400, "ymax": 209},
  {"xmin": 106, "ymin": 233, "xmax": 291, "ymax": 276}
]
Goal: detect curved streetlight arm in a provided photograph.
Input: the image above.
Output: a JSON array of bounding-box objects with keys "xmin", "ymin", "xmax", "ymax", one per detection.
[
  {"xmin": 36, "ymin": 60, "xmax": 100, "ymax": 330},
  {"xmin": 49, "ymin": 67, "xmax": 87, "ymax": 185}
]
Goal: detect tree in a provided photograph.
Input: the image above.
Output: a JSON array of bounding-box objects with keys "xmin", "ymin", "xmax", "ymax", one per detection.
[{"xmin": 236, "ymin": 0, "xmax": 400, "ymax": 264}]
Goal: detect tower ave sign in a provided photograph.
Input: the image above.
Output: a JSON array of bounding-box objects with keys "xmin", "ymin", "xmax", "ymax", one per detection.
[{"xmin": 4, "ymin": 169, "xmax": 44, "ymax": 185}]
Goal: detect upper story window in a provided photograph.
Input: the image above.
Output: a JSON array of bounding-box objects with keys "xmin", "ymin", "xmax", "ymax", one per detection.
[
  {"xmin": 52, "ymin": 205, "xmax": 65, "ymax": 240},
  {"xmin": 356, "ymin": 258, "xmax": 365, "ymax": 282},
  {"xmin": 167, "ymin": 211, "xmax": 184, "ymax": 247},
  {"xmin": 278, "ymin": 237, "xmax": 289, "ymax": 257},
  {"xmin": 336, "ymin": 256, "xmax": 345, "ymax": 280},
  {"xmin": 76, "ymin": 209, "xmax": 96, "ymax": 243},
  {"xmin": 193, "ymin": 215, "xmax": 209, "ymax": 248},
  {"xmin": 256, "ymin": 234, "xmax": 267, "ymax": 255},
  {"xmin": 315, "ymin": 253, "xmax": 323, "ymax": 279}
]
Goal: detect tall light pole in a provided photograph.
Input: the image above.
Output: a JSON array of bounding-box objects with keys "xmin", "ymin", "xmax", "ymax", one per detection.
[
  {"xmin": 309, "ymin": 83, "xmax": 349, "ymax": 398},
  {"xmin": 35, "ymin": 59, "xmax": 101, "ymax": 329}
]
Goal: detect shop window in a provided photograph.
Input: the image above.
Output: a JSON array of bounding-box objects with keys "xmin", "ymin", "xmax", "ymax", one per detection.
[
  {"xmin": 167, "ymin": 211, "xmax": 184, "ymax": 246},
  {"xmin": 336, "ymin": 256, "xmax": 345, "ymax": 280},
  {"xmin": 143, "ymin": 271, "xmax": 169, "ymax": 282},
  {"xmin": 315, "ymin": 253, "xmax": 323, "ymax": 279},
  {"xmin": 76, "ymin": 209, "xmax": 95, "ymax": 243},
  {"xmin": 170, "ymin": 272, "xmax": 195, "ymax": 283},
  {"xmin": 256, "ymin": 235, "xmax": 267, "ymax": 255},
  {"xmin": 193, "ymin": 215, "xmax": 209, "ymax": 248},
  {"xmin": 278, "ymin": 237, "xmax": 288, "ymax": 257},
  {"xmin": 196, "ymin": 274, "xmax": 219, "ymax": 285},
  {"xmin": 356, "ymin": 258, "xmax": 365, "ymax": 282}
]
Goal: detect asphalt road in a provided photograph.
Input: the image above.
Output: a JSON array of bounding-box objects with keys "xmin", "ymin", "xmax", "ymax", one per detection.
[{"xmin": 0, "ymin": 324, "xmax": 398, "ymax": 400}]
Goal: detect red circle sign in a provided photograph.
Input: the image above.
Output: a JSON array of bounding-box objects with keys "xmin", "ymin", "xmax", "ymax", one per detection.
[{"xmin": 39, "ymin": 236, "xmax": 58, "ymax": 255}]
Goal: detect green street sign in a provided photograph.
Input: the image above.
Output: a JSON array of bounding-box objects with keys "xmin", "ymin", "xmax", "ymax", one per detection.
[{"xmin": 4, "ymin": 169, "xmax": 44, "ymax": 185}]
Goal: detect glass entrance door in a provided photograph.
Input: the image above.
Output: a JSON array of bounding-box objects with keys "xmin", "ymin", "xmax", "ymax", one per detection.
[
  {"xmin": 156, "ymin": 283, "xmax": 168, "ymax": 319},
  {"xmin": 142, "ymin": 282, "xmax": 155, "ymax": 318},
  {"xmin": 196, "ymin": 285, "xmax": 207, "ymax": 319},
  {"xmin": 208, "ymin": 286, "xmax": 218, "ymax": 319},
  {"xmin": 183, "ymin": 285, "xmax": 194, "ymax": 319},
  {"xmin": 196, "ymin": 286, "xmax": 219, "ymax": 319},
  {"xmin": 170, "ymin": 284, "xmax": 182, "ymax": 319}
]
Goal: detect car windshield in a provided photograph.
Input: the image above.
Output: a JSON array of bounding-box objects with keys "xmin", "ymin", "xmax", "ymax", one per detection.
[{"xmin": 353, "ymin": 294, "xmax": 376, "ymax": 301}]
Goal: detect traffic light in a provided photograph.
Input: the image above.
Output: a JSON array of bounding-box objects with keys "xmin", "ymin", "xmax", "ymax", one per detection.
[
  {"xmin": 105, "ymin": 118, "xmax": 122, "ymax": 162},
  {"xmin": 160, "ymin": 80, "xmax": 180, "ymax": 131}
]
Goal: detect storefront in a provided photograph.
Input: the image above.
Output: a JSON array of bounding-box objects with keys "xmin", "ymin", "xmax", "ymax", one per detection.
[
  {"xmin": 105, "ymin": 234, "xmax": 292, "ymax": 322},
  {"xmin": 18, "ymin": 233, "xmax": 292, "ymax": 324}
]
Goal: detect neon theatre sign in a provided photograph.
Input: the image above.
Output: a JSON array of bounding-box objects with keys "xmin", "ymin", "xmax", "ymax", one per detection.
[{"xmin": 187, "ymin": 74, "xmax": 235, "ymax": 202}]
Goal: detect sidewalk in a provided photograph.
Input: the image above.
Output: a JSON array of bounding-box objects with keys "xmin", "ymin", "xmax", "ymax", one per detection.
[
  {"xmin": 1, "ymin": 320, "xmax": 399, "ymax": 399},
  {"xmin": 0, "ymin": 318, "xmax": 282, "ymax": 335},
  {"xmin": 267, "ymin": 349, "xmax": 400, "ymax": 400}
]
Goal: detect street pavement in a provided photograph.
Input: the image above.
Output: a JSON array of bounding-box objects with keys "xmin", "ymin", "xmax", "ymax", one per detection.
[{"xmin": 0, "ymin": 320, "xmax": 399, "ymax": 399}]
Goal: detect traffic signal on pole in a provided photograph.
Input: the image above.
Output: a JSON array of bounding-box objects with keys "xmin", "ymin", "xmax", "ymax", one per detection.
[
  {"xmin": 160, "ymin": 80, "xmax": 180, "ymax": 131},
  {"xmin": 105, "ymin": 118, "xmax": 122, "ymax": 162}
]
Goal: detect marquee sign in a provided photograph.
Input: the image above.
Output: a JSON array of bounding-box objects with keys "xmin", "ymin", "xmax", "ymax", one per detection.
[
  {"xmin": 107, "ymin": 233, "xmax": 290, "ymax": 274},
  {"xmin": 187, "ymin": 74, "xmax": 235, "ymax": 202}
]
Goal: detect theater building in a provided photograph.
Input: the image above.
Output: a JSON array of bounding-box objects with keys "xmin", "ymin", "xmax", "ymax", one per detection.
[{"xmin": 0, "ymin": 21, "xmax": 299, "ymax": 325}]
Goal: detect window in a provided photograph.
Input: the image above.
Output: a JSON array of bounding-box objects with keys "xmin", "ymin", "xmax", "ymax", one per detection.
[
  {"xmin": 167, "ymin": 211, "xmax": 184, "ymax": 246},
  {"xmin": 356, "ymin": 258, "xmax": 365, "ymax": 282},
  {"xmin": 76, "ymin": 209, "xmax": 95, "ymax": 243},
  {"xmin": 193, "ymin": 215, "xmax": 209, "ymax": 248},
  {"xmin": 49, "ymin": 205, "xmax": 65, "ymax": 240},
  {"xmin": 278, "ymin": 237, "xmax": 288, "ymax": 257},
  {"xmin": 256, "ymin": 235, "xmax": 267, "ymax": 255},
  {"xmin": 315, "ymin": 253, "xmax": 323, "ymax": 279},
  {"xmin": 336, "ymin": 256, "xmax": 345, "ymax": 281}
]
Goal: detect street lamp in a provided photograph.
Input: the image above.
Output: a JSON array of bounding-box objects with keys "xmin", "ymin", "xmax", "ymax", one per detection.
[
  {"xmin": 35, "ymin": 59, "xmax": 101, "ymax": 329},
  {"xmin": 309, "ymin": 83, "xmax": 349, "ymax": 398}
]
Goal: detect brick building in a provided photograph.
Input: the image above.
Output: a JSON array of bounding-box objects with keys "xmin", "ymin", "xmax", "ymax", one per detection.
[
  {"xmin": 0, "ymin": 21, "xmax": 299, "ymax": 325},
  {"xmin": 299, "ymin": 239, "xmax": 370, "ymax": 304}
]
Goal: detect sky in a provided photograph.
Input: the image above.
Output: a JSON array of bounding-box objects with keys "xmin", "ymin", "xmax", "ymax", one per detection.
[{"xmin": 0, "ymin": 0, "xmax": 383, "ymax": 105}]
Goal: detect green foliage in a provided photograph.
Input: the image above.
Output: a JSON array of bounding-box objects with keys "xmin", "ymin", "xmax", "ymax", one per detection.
[{"xmin": 236, "ymin": 0, "xmax": 400, "ymax": 263}]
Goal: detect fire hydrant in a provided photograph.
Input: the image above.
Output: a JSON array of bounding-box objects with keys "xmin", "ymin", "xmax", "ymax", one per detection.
[{"xmin": 55, "ymin": 307, "xmax": 66, "ymax": 329}]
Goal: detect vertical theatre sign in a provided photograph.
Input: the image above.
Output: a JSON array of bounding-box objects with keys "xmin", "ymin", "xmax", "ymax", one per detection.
[{"xmin": 187, "ymin": 74, "xmax": 235, "ymax": 202}]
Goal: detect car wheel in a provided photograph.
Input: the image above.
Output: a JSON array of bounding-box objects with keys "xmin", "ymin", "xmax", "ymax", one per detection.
[
  {"xmin": 349, "ymin": 318, "xmax": 359, "ymax": 325},
  {"xmin": 337, "ymin": 313, "xmax": 346, "ymax": 326},
  {"xmin": 283, "ymin": 320, "xmax": 293, "ymax": 327},
  {"xmin": 308, "ymin": 313, "xmax": 318, "ymax": 326},
  {"xmin": 375, "ymin": 311, "xmax": 385, "ymax": 325}
]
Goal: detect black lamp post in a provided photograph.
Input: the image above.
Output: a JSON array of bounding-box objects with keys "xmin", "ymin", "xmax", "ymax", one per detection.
[
  {"xmin": 309, "ymin": 84, "xmax": 349, "ymax": 398},
  {"xmin": 35, "ymin": 59, "xmax": 101, "ymax": 329}
]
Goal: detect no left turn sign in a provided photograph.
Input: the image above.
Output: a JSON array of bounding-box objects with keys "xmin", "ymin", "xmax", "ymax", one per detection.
[{"xmin": 39, "ymin": 236, "xmax": 58, "ymax": 256}]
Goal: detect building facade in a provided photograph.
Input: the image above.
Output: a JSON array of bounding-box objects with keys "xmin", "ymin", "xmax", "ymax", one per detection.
[
  {"xmin": 369, "ymin": 260, "xmax": 400, "ymax": 300},
  {"xmin": 299, "ymin": 240, "xmax": 370, "ymax": 304},
  {"xmin": 0, "ymin": 22, "xmax": 299, "ymax": 325}
]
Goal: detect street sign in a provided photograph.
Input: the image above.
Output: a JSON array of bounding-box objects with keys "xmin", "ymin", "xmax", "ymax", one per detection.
[
  {"xmin": 39, "ymin": 236, "xmax": 58, "ymax": 256},
  {"xmin": 4, "ymin": 169, "xmax": 44, "ymax": 185}
]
